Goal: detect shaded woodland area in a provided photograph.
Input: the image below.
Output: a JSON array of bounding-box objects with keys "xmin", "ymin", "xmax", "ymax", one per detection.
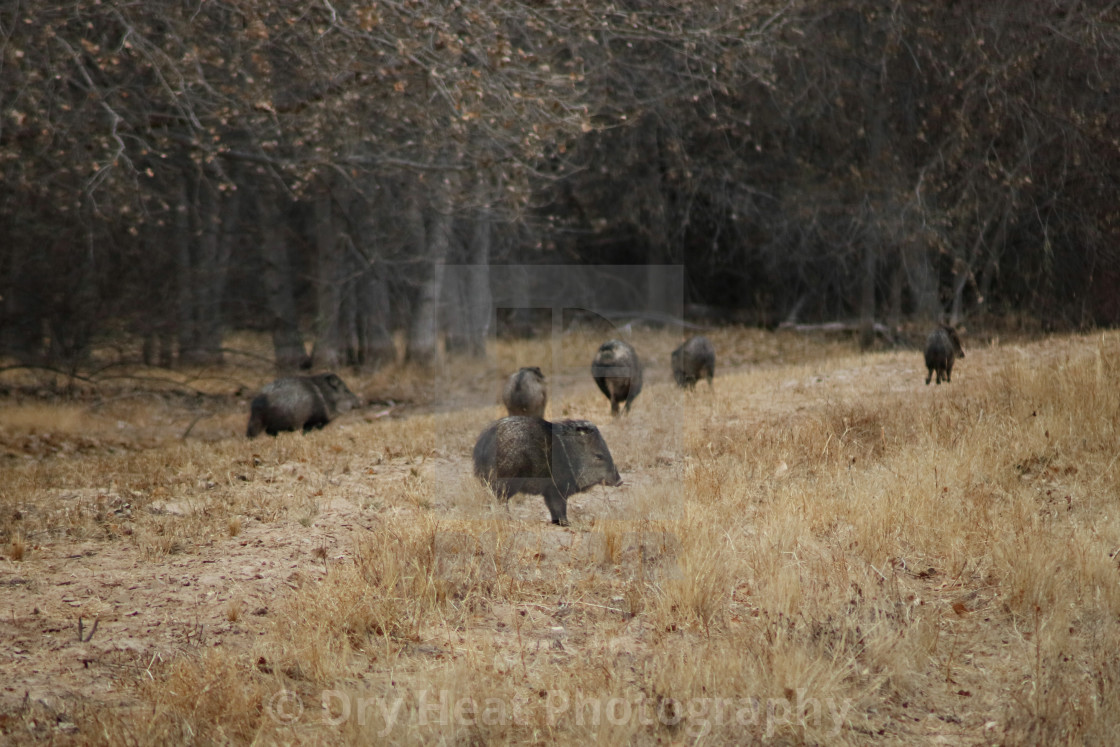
[{"xmin": 2, "ymin": 1, "xmax": 1118, "ymax": 370}]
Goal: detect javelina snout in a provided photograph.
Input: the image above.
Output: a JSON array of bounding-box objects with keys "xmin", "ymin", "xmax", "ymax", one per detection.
[
  {"xmin": 472, "ymin": 416, "xmax": 622, "ymax": 526},
  {"xmin": 502, "ymin": 366, "xmax": 547, "ymax": 417},
  {"xmin": 246, "ymin": 373, "xmax": 360, "ymax": 437},
  {"xmin": 591, "ymin": 339, "xmax": 643, "ymax": 415},
  {"xmin": 924, "ymin": 325, "xmax": 965, "ymax": 385},
  {"xmin": 671, "ymin": 335, "xmax": 716, "ymax": 389}
]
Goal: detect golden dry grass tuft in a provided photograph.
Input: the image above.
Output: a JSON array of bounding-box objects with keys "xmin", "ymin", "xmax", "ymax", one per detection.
[{"xmin": 2, "ymin": 327, "xmax": 1120, "ymax": 744}]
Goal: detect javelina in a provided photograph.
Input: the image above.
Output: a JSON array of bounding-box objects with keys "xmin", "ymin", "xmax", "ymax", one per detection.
[
  {"xmin": 246, "ymin": 373, "xmax": 359, "ymax": 437},
  {"xmin": 671, "ymin": 335, "xmax": 716, "ymax": 389},
  {"xmin": 924, "ymin": 325, "xmax": 965, "ymax": 385},
  {"xmin": 472, "ymin": 416, "xmax": 622, "ymax": 526},
  {"xmin": 591, "ymin": 339, "xmax": 643, "ymax": 415},
  {"xmin": 502, "ymin": 366, "xmax": 547, "ymax": 417}
]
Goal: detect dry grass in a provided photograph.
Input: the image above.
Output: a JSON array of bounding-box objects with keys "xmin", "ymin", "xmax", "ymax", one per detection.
[{"xmin": 1, "ymin": 327, "xmax": 1119, "ymax": 744}]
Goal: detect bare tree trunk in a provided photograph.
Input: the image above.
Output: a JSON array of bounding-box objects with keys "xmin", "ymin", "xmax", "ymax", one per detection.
[
  {"xmin": 444, "ymin": 200, "xmax": 491, "ymax": 357},
  {"xmin": 174, "ymin": 172, "xmax": 196, "ymax": 364},
  {"xmin": 504, "ymin": 264, "xmax": 533, "ymax": 338},
  {"xmin": 46, "ymin": 223, "xmax": 98, "ymax": 367},
  {"xmin": 0, "ymin": 247, "xmax": 45, "ymax": 362},
  {"xmin": 647, "ymin": 263, "xmax": 673, "ymax": 324},
  {"xmin": 312, "ymin": 182, "xmax": 344, "ymax": 369},
  {"xmin": 343, "ymin": 192, "xmax": 396, "ymax": 370},
  {"xmin": 904, "ymin": 242, "xmax": 942, "ymax": 322},
  {"xmin": 950, "ymin": 258, "xmax": 971, "ymax": 326},
  {"xmin": 464, "ymin": 209, "xmax": 492, "ymax": 356},
  {"xmin": 977, "ymin": 210, "xmax": 1009, "ymax": 316},
  {"xmin": 256, "ymin": 182, "xmax": 307, "ymax": 372},
  {"xmin": 174, "ymin": 167, "xmax": 229, "ymax": 366},
  {"xmin": 443, "ymin": 233, "xmax": 471, "ymax": 355},
  {"xmin": 857, "ymin": 15, "xmax": 891, "ymax": 352},
  {"xmin": 140, "ymin": 237, "xmax": 176, "ymax": 369},
  {"xmin": 355, "ymin": 261, "xmax": 396, "ymax": 368},
  {"xmin": 406, "ymin": 177, "xmax": 452, "ymax": 366},
  {"xmin": 194, "ymin": 173, "xmax": 228, "ymax": 364},
  {"xmin": 858, "ymin": 240, "xmax": 878, "ymax": 350},
  {"xmin": 887, "ymin": 250, "xmax": 904, "ymax": 331}
]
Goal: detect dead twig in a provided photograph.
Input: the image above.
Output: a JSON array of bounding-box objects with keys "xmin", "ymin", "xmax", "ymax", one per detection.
[{"xmin": 77, "ymin": 616, "xmax": 99, "ymax": 642}]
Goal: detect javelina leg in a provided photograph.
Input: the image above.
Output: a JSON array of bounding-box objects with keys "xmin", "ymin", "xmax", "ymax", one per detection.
[
  {"xmin": 606, "ymin": 381, "xmax": 623, "ymax": 416},
  {"xmin": 925, "ymin": 369, "xmax": 933, "ymax": 385},
  {"xmin": 543, "ymin": 489, "xmax": 569, "ymax": 526}
]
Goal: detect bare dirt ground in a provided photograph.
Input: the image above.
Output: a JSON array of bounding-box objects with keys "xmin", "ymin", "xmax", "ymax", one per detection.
[
  {"xmin": 0, "ymin": 493, "xmax": 366, "ymax": 716},
  {"xmin": 0, "ymin": 328, "xmax": 1112, "ymax": 744}
]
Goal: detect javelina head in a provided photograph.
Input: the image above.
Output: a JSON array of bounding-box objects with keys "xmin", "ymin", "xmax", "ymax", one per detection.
[
  {"xmin": 317, "ymin": 373, "xmax": 361, "ymax": 412},
  {"xmin": 671, "ymin": 336, "xmax": 715, "ymax": 389},
  {"xmin": 942, "ymin": 325, "xmax": 965, "ymax": 359},
  {"xmin": 593, "ymin": 340, "xmax": 632, "ymax": 368},
  {"xmin": 555, "ymin": 420, "xmax": 623, "ymax": 491}
]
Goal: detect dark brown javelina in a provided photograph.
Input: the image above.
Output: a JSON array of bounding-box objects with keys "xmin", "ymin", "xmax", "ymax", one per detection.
[
  {"xmin": 671, "ymin": 335, "xmax": 716, "ymax": 389},
  {"xmin": 472, "ymin": 416, "xmax": 622, "ymax": 526},
  {"xmin": 502, "ymin": 366, "xmax": 547, "ymax": 417},
  {"xmin": 924, "ymin": 325, "xmax": 965, "ymax": 385},
  {"xmin": 591, "ymin": 339, "xmax": 643, "ymax": 415},
  {"xmin": 246, "ymin": 373, "xmax": 360, "ymax": 437}
]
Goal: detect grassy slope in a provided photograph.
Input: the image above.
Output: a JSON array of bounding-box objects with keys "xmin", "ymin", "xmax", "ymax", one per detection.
[{"xmin": 1, "ymin": 328, "xmax": 1118, "ymax": 745}]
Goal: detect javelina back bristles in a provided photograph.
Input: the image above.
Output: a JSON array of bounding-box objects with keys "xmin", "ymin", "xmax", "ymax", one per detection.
[
  {"xmin": 671, "ymin": 335, "xmax": 716, "ymax": 389},
  {"xmin": 502, "ymin": 367, "xmax": 547, "ymax": 417},
  {"xmin": 472, "ymin": 416, "xmax": 622, "ymax": 526},
  {"xmin": 924, "ymin": 325, "xmax": 965, "ymax": 385},
  {"xmin": 591, "ymin": 339, "xmax": 643, "ymax": 415},
  {"xmin": 246, "ymin": 373, "xmax": 360, "ymax": 437}
]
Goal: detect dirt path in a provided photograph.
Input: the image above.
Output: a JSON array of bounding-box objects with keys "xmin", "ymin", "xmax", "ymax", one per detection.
[
  {"xmin": 0, "ymin": 337, "xmax": 1033, "ymax": 740},
  {"xmin": 0, "ymin": 492, "xmax": 379, "ymax": 724}
]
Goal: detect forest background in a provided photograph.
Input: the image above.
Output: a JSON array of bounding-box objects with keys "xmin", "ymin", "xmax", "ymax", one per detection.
[{"xmin": 2, "ymin": 1, "xmax": 1118, "ymax": 370}]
